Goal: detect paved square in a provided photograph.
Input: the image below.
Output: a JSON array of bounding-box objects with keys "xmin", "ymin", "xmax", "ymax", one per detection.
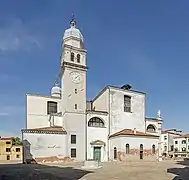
[{"xmin": 0, "ymin": 160, "xmax": 188, "ymax": 179}]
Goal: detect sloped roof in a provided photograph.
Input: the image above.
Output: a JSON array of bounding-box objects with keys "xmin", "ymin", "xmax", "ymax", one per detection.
[
  {"xmin": 109, "ymin": 129, "xmax": 159, "ymax": 138},
  {"xmin": 162, "ymin": 130, "xmax": 182, "ymax": 136},
  {"xmin": 173, "ymin": 133, "xmax": 189, "ymax": 139},
  {"xmin": 22, "ymin": 126, "xmax": 67, "ymax": 134},
  {"xmin": 0, "ymin": 137, "xmax": 12, "ymax": 140}
]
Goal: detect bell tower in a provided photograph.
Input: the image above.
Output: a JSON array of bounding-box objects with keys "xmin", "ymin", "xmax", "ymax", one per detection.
[{"xmin": 60, "ymin": 17, "xmax": 87, "ymax": 161}]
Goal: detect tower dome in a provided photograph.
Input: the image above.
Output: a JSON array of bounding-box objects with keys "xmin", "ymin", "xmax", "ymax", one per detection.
[
  {"xmin": 51, "ymin": 81, "xmax": 61, "ymax": 98},
  {"xmin": 63, "ymin": 17, "xmax": 84, "ymax": 42}
]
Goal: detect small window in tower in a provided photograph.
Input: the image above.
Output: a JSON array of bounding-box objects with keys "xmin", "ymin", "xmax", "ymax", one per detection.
[
  {"xmin": 124, "ymin": 95, "xmax": 131, "ymax": 112},
  {"xmin": 47, "ymin": 101, "xmax": 57, "ymax": 114},
  {"xmin": 75, "ymin": 89, "xmax": 77, "ymax": 94},
  {"xmin": 77, "ymin": 54, "xmax": 80, "ymax": 63},
  {"xmin": 71, "ymin": 52, "xmax": 74, "ymax": 61},
  {"xmin": 75, "ymin": 104, "xmax": 77, "ymax": 110}
]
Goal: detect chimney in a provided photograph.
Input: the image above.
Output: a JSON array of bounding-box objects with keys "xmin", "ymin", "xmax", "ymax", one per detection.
[{"xmin": 134, "ymin": 128, "xmax": 136, "ymax": 135}]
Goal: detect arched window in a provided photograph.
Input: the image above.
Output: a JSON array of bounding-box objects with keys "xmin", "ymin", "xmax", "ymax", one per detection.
[
  {"xmin": 152, "ymin": 144, "xmax": 155, "ymax": 154},
  {"xmin": 114, "ymin": 147, "xmax": 117, "ymax": 159},
  {"xmin": 146, "ymin": 124, "xmax": 156, "ymax": 132},
  {"xmin": 140, "ymin": 144, "xmax": 143, "ymax": 151},
  {"xmin": 126, "ymin": 144, "xmax": 129, "ymax": 154},
  {"xmin": 77, "ymin": 54, "xmax": 80, "ymax": 63},
  {"xmin": 47, "ymin": 101, "xmax": 57, "ymax": 114},
  {"xmin": 71, "ymin": 52, "xmax": 74, "ymax": 61},
  {"xmin": 88, "ymin": 117, "xmax": 105, "ymax": 127}
]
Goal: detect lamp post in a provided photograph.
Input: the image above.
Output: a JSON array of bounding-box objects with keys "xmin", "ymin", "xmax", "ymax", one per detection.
[{"xmin": 157, "ymin": 110, "xmax": 163, "ymax": 161}]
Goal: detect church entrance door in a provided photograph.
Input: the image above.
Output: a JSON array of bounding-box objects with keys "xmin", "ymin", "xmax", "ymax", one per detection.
[{"xmin": 93, "ymin": 147, "xmax": 101, "ymax": 162}]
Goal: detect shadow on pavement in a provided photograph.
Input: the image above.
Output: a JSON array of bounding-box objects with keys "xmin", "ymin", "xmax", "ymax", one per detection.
[
  {"xmin": 0, "ymin": 163, "xmax": 92, "ymax": 180},
  {"xmin": 167, "ymin": 158, "xmax": 189, "ymax": 180}
]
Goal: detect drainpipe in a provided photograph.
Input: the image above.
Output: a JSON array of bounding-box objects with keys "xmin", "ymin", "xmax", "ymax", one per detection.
[{"xmin": 85, "ymin": 110, "xmax": 87, "ymax": 160}]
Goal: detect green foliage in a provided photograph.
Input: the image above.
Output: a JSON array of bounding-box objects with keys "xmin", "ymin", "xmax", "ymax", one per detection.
[{"xmin": 11, "ymin": 137, "xmax": 22, "ymax": 145}]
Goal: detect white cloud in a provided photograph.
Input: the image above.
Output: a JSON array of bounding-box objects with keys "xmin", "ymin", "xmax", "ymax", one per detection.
[{"xmin": 0, "ymin": 17, "xmax": 41, "ymax": 54}]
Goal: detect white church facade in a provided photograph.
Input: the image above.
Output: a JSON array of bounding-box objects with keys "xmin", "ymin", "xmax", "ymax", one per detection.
[{"xmin": 21, "ymin": 18, "xmax": 163, "ymax": 163}]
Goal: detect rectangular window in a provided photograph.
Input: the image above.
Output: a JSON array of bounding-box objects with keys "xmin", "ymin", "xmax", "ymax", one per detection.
[
  {"xmin": 170, "ymin": 145, "xmax": 174, "ymax": 151},
  {"xmin": 182, "ymin": 140, "xmax": 186, "ymax": 144},
  {"xmin": 6, "ymin": 141, "xmax": 11, "ymax": 144},
  {"xmin": 75, "ymin": 89, "xmax": 77, "ymax": 94},
  {"xmin": 71, "ymin": 135, "xmax": 76, "ymax": 144},
  {"xmin": 175, "ymin": 141, "xmax": 178, "ymax": 144},
  {"xmin": 6, "ymin": 148, "xmax": 11, "ymax": 152},
  {"xmin": 164, "ymin": 136, "xmax": 167, "ymax": 140},
  {"xmin": 124, "ymin": 95, "xmax": 131, "ymax": 112},
  {"xmin": 47, "ymin": 101, "xmax": 57, "ymax": 114},
  {"xmin": 16, "ymin": 148, "xmax": 20, "ymax": 152},
  {"xmin": 7, "ymin": 155, "xmax": 10, "ymax": 160},
  {"xmin": 71, "ymin": 148, "xmax": 76, "ymax": 158},
  {"xmin": 16, "ymin": 154, "xmax": 20, "ymax": 158},
  {"xmin": 75, "ymin": 104, "xmax": 77, "ymax": 110}
]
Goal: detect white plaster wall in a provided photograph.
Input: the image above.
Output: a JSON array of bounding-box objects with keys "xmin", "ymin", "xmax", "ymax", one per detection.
[
  {"xmin": 22, "ymin": 133, "xmax": 66, "ymax": 161},
  {"xmin": 160, "ymin": 133, "xmax": 168, "ymax": 152},
  {"xmin": 160, "ymin": 133, "xmax": 182, "ymax": 153},
  {"xmin": 62, "ymin": 46, "xmax": 86, "ymax": 67},
  {"xmin": 26, "ymin": 95, "xmax": 62, "ymax": 129},
  {"xmin": 109, "ymin": 87, "xmax": 146, "ymax": 134},
  {"xmin": 110, "ymin": 136, "xmax": 158, "ymax": 160},
  {"xmin": 174, "ymin": 138, "xmax": 188, "ymax": 152},
  {"xmin": 92, "ymin": 89, "xmax": 109, "ymax": 112},
  {"xmin": 87, "ymin": 113, "xmax": 108, "ymax": 161},
  {"xmin": 61, "ymin": 68, "xmax": 86, "ymax": 113},
  {"xmin": 145, "ymin": 120, "xmax": 159, "ymax": 135},
  {"xmin": 61, "ymin": 41, "xmax": 87, "ymax": 161}
]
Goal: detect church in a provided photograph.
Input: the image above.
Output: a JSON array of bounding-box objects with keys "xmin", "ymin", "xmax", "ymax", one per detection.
[{"xmin": 21, "ymin": 18, "xmax": 163, "ymax": 163}]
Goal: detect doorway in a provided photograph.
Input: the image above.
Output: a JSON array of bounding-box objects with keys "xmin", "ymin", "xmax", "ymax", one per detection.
[
  {"xmin": 140, "ymin": 144, "xmax": 143, "ymax": 160},
  {"xmin": 93, "ymin": 147, "xmax": 101, "ymax": 162},
  {"xmin": 114, "ymin": 147, "xmax": 117, "ymax": 160}
]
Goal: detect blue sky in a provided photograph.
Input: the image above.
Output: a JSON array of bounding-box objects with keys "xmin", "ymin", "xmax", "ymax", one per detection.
[{"xmin": 0, "ymin": 0, "xmax": 189, "ymax": 137}]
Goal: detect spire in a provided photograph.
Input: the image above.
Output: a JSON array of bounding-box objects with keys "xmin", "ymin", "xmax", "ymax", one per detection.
[
  {"xmin": 157, "ymin": 110, "xmax": 161, "ymax": 119},
  {"xmin": 70, "ymin": 13, "xmax": 76, "ymax": 28},
  {"xmin": 54, "ymin": 76, "xmax": 60, "ymax": 87}
]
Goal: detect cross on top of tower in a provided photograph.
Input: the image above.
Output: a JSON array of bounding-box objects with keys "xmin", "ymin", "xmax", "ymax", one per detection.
[{"xmin": 70, "ymin": 13, "xmax": 76, "ymax": 28}]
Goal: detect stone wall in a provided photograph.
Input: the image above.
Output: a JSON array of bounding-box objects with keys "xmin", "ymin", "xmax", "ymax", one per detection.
[
  {"xmin": 26, "ymin": 156, "xmax": 73, "ymax": 164},
  {"xmin": 117, "ymin": 149, "xmax": 158, "ymax": 162}
]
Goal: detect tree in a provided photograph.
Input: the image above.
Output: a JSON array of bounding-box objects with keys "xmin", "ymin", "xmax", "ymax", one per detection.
[{"xmin": 12, "ymin": 137, "xmax": 22, "ymax": 145}]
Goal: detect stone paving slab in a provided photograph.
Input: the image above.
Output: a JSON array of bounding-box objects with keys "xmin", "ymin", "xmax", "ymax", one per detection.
[{"xmin": 0, "ymin": 160, "xmax": 188, "ymax": 179}]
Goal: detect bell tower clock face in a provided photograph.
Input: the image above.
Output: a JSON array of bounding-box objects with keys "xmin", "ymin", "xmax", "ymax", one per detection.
[{"xmin": 70, "ymin": 71, "xmax": 82, "ymax": 84}]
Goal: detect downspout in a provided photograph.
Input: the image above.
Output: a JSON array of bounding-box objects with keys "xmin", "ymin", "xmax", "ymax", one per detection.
[
  {"xmin": 85, "ymin": 110, "xmax": 87, "ymax": 160},
  {"xmin": 108, "ymin": 87, "xmax": 111, "ymax": 160}
]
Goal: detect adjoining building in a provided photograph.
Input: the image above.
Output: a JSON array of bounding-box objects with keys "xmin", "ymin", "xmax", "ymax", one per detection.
[
  {"xmin": 21, "ymin": 17, "xmax": 163, "ymax": 163},
  {"xmin": 161, "ymin": 129, "xmax": 182, "ymax": 158},
  {"xmin": 0, "ymin": 137, "xmax": 23, "ymax": 162},
  {"xmin": 173, "ymin": 134, "xmax": 189, "ymax": 159}
]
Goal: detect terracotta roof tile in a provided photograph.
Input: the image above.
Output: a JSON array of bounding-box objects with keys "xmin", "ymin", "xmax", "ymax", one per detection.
[
  {"xmin": 173, "ymin": 133, "xmax": 189, "ymax": 139},
  {"xmin": 161, "ymin": 130, "xmax": 182, "ymax": 136},
  {"xmin": 109, "ymin": 129, "xmax": 159, "ymax": 138},
  {"xmin": 22, "ymin": 126, "xmax": 67, "ymax": 134},
  {"xmin": 0, "ymin": 137, "xmax": 12, "ymax": 140}
]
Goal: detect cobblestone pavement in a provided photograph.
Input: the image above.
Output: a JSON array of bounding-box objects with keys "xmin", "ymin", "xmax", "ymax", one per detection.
[{"xmin": 0, "ymin": 160, "xmax": 188, "ymax": 180}]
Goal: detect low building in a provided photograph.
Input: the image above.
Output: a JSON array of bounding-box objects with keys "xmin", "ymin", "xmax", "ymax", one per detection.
[
  {"xmin": 161, "ymin": 129, "xmax": 182, "ymax": 158},
  {"xmin": 173, "ymin": 134, "xmax": 189, "ymax": 158},
  {"xmin": 0, "ymin": 138, "xmax": 23, "ymax": 162}
]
